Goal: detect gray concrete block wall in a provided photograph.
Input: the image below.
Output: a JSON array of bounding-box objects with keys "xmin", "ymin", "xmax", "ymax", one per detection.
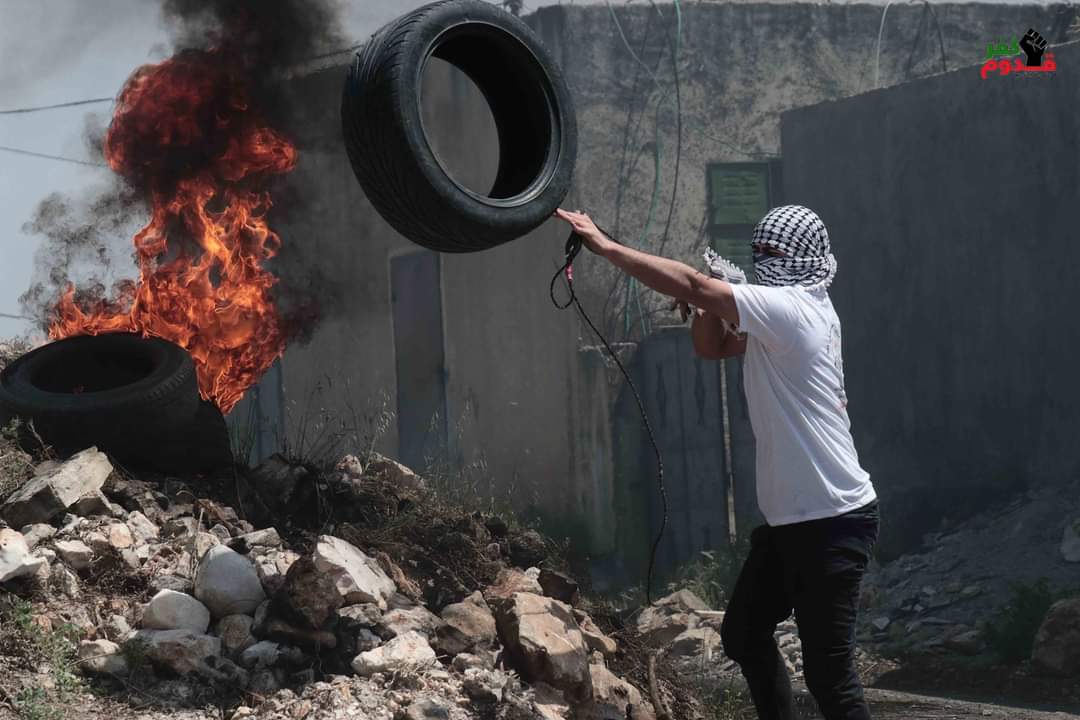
[{"xmin": 780, "ymin": 40, "xmax": 1080, "ymax": 558}]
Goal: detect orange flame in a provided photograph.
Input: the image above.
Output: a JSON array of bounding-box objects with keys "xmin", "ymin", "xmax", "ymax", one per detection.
[{"xmin": 48, "ymin": 50, "xmax": 296, "ymax": 415}]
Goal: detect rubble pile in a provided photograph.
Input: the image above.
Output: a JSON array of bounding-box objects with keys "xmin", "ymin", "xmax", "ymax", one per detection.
[
  {"xmin": 0, "ymin": 446, "xmax": 689, "ymax": 719},
  {"xmin": 856, "ymin": 479, "xmax": 1080, "ymax": 675}
]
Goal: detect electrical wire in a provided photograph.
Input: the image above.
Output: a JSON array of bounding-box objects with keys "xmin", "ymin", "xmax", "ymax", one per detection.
[
  {"xmin": 0, "ymin": 144, "xmax": 106, "ymax": 168},
  {"xmin": 0, "ymin": 97, "xmax": 113, "ymax": 115},
  {"xmin": 551, "ymin": 227, "xmax": 668, "ymax": 605},
  {"xmin": 652, "ymin": 0, "xmax": 682, "ymax": 260},
  {"xmin": 875, "ymin": 0, "xmax": 947, "ymax": 89},
  {"xmin": 874, "ymin": 0, "xmax": 895, "ymax": 89}
]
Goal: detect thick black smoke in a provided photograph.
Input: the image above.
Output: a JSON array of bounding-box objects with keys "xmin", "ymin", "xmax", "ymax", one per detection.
[{"xmin": 162, "ymin": 0, "xmax": 345, "ymax": 70}]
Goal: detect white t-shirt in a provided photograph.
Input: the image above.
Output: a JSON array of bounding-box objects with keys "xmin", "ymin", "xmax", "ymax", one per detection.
[{"xmin": 729, "ymin": 283, "xmax": 876, "ymax": 526}]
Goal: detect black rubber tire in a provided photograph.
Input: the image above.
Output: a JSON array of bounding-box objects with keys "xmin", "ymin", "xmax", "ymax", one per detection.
[
  {"xmin": 0, "ymin": 333, "xmax": 207, "ymax": 468},
  {"xmin": 342, "ymin": 0, "xmax": 577, "ymax": 253}
]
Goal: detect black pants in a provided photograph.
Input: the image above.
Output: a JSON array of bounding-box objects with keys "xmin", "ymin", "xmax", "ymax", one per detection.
[{"xmin": 720, "ymin": 500, "xmax": 880, "ymax": 720}]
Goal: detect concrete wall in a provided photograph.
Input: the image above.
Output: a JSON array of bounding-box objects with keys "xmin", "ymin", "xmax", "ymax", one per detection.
[{"xmin": 780, "ymin": 40, "xmax": 1080, "ymax": 558}]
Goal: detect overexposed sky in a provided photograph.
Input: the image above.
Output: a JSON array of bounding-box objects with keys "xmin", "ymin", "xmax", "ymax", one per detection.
[{"xmin": 0, "ymin": 0, "xmax": 1067, "ymax": 338}]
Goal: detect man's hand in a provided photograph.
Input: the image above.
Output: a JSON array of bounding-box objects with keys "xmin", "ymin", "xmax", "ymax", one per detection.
[{"xmin": 553, "ymin": 209, "xmax": 615, "ymax": 256}]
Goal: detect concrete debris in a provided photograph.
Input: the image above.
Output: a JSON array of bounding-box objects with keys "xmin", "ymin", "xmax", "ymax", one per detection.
[
  {"xmin": 53, "ymin": 538, "xmax": 93, "ymax": 570},
  {"xmin": 0, "ymin": 527, "xmax": 46, "ymax": 582},
  {"xmin": 1, "ymin": 448, "xmax": 112, "ymax": 528},
  {"xmin": 312, "ymin": 535, "xmax": 397, "ymax": 609},
  {"xmin": 378, "ymin": 604, "xmax": 443, "ymax": 640},
  {"xmin": 573, "ymin": 609, "xmax": 618, "ymax": 658},
  {"xmin": 18, "ymin": 523, "xmax": 55, "ymax": 550},
  {"xmin": 490, "ymin": 592, "xmax": 591, "ymax": 701},
  {"xmin": 351, "ymin": 630, "xmax": 438, "ymax": 676},
  {"xmin": 436, "ymin": 591, "xmax": 498, "ymax": 656},
  {"xmin": 0, "ymin": 449, "xmax": 666, "ymax": 718}
]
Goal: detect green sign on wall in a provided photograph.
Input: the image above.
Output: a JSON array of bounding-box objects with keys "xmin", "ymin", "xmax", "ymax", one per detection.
[{"xmin": 708, "ymin": 165, "xmax": 769, "ymax": 226}]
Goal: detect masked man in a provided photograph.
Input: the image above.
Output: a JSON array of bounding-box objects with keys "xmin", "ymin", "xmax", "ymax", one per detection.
[{"xmin": 554, "ymin": 205, "xmax": 879, "ymax": 720}]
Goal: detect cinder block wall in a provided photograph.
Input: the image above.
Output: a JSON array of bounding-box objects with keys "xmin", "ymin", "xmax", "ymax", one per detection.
[{"xmin": 781, "ymin": 40, "xmax": 1080, "ymax": 558}]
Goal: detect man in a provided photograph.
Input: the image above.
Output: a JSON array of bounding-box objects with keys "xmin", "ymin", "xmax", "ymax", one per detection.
[{"xmin": 554, "ymin": 205, "xmax": 879, "ymax": 720}]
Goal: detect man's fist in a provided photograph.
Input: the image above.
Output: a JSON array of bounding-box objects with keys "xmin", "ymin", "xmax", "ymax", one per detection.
[{"xmin": 1020, "ymin": 28, "xmax": 1048, "ymax": 66}]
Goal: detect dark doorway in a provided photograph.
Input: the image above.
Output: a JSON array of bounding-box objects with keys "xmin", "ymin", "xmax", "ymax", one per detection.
[{"xmin": 390, "ymin": 250, "xmax": 449, "ymax": 473}]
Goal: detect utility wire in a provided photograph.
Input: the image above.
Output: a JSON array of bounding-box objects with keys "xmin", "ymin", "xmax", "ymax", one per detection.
[
  {"xmin": 0, "ymin": 97, "xmax": 113, "ymax": 115},
  {"xmin": 0, "ymin": 144, "xmax": 106, "ymax": 168}
]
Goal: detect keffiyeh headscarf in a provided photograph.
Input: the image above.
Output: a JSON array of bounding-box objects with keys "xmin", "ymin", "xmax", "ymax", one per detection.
[{"xmin": 751, "ymin": 205, "xmax": 837, "ymax": 289}]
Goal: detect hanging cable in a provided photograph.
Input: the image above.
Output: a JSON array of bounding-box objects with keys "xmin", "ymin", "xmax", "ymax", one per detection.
[
  {"xmin": 652, "ymin": 0, "xmax": 683, "ymax": 260},
  {"xmin": 551, "ymin": 226, "xmax": 668, "ymax": 605},
  {"xmin": 0, "ymin": 144, "xmax": 106, "ymax": 168},
  {"xmin": 874, "ymin": 0, "xmax": 896, "ymax": 89},
  {"xmin": 0, "ymin": 97, "xmax": 113, "ymax": 115}
]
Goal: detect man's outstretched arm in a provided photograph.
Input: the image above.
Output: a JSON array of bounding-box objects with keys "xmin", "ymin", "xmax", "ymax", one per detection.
[
  {"xmin": 553, "ymin": 208, "xmax": 741, "ymax": 325},
  {"xmin": 602, "ymin": 240, "xmax": 741, "ymax": 326}
]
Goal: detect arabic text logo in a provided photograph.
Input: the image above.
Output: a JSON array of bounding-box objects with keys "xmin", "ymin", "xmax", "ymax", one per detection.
[{"xmin": 981, "ymin": 28, "xmax": 1057, "ymax": 79}]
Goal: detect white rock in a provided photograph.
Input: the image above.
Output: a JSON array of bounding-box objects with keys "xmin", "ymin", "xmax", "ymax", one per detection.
[
  {"xmin": 54, "ymin": 539, "xmax": 93, "ymax": 570},
  {"xmin": 142, "ymin": 589, "xmax": 211, "ymax": 633},
  {"xmin": 128, "ymin": 629, "xmax": 221, "ymax": 675},
  {"xmin": 18, "ymin": 524, "xmax": 56, "ymax": 550},
  {"xmin": 1062, "ymin": 519, "xmax": 1080, "ymax": 563},
  {"xmin": 253, "ymin": 548, "xmax": 298, "ymax": 597},
  {"xmin": 363, "ymin": 454, "xmax": 427, "ymax": 492},
  {"xmin": 105, "ymin": 523, "xmax": 134, "ymax": 550},
  {"xmin": 378, "ymin": 605, "xmax": 442, "ymax": 639},
  {"xmin": 193, "ymin": 545, "xmax": 266, "ymax": 618},
  {"xmin": 231, "ymin": 528, "xmax": 282, "ymax": 549},
  {"xmin": 78, "ymin": 639, "xmax": 129, "ymax": 676},
  {"xmin": 669, "ymin": 627, "xmax": 722, "ymax": 658},
  {"xmin": 71, "ymin": 490, "xmax": 116, "ymax": 518},
  {"xmin": 1, "ymin": 448, "xmax": 112, "ymax": 527},
  {"xmin": 489, "ymin": 592, "xmax": 591, "ymax": 701},
  {"xmin": 351, "ymin": 630, "xmax": 436, "ymax": 676},
  {"xmin": 105, "ymin": 614, "xmax": 132, "ymax": 641},
  {"xmin": 50, "ymin": 564, "xmax": 80, "ymax": 599},
  {"xmin": 0, "ymin": 528, "xmax": 46, "ymax": 582},
  {"xmin": 194, "ymin": 532, "xmax": 221, "ymax": 561},
  {"xmin": 312, "ymin": 535, "xmax": 396, "ymax": 610},
  {"xmin": 436, "ymin": 591, "xmax": 497, "ymax": 656},
  {"xmin": 126, "ymin": 511, "xmax": 160, "ymax": 544}
]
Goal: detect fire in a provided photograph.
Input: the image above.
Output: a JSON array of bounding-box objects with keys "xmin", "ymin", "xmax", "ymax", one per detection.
[{"xmin": 48, "ymin": 49, "xmax": 297, "ymax": 415}]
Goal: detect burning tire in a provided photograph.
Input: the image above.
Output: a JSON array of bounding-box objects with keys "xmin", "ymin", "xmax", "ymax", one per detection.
[
  {"xmin": 341, "ymin": 0, "xmax": 577, "ymax": 253},
  {"xmin": 0, "ymin": 333, "xmax": 228, "ymax": 472}
]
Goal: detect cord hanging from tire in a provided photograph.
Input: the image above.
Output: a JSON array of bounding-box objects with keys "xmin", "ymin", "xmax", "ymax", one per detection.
[{"xmin": 550, "ymin": 227, "xmax": 668, "ymax": 605}]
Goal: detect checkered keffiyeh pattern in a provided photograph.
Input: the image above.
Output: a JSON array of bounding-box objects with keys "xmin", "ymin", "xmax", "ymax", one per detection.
[{"xmin": 752, "ymin": 205, "xmax": 837, "ymax": 289}]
